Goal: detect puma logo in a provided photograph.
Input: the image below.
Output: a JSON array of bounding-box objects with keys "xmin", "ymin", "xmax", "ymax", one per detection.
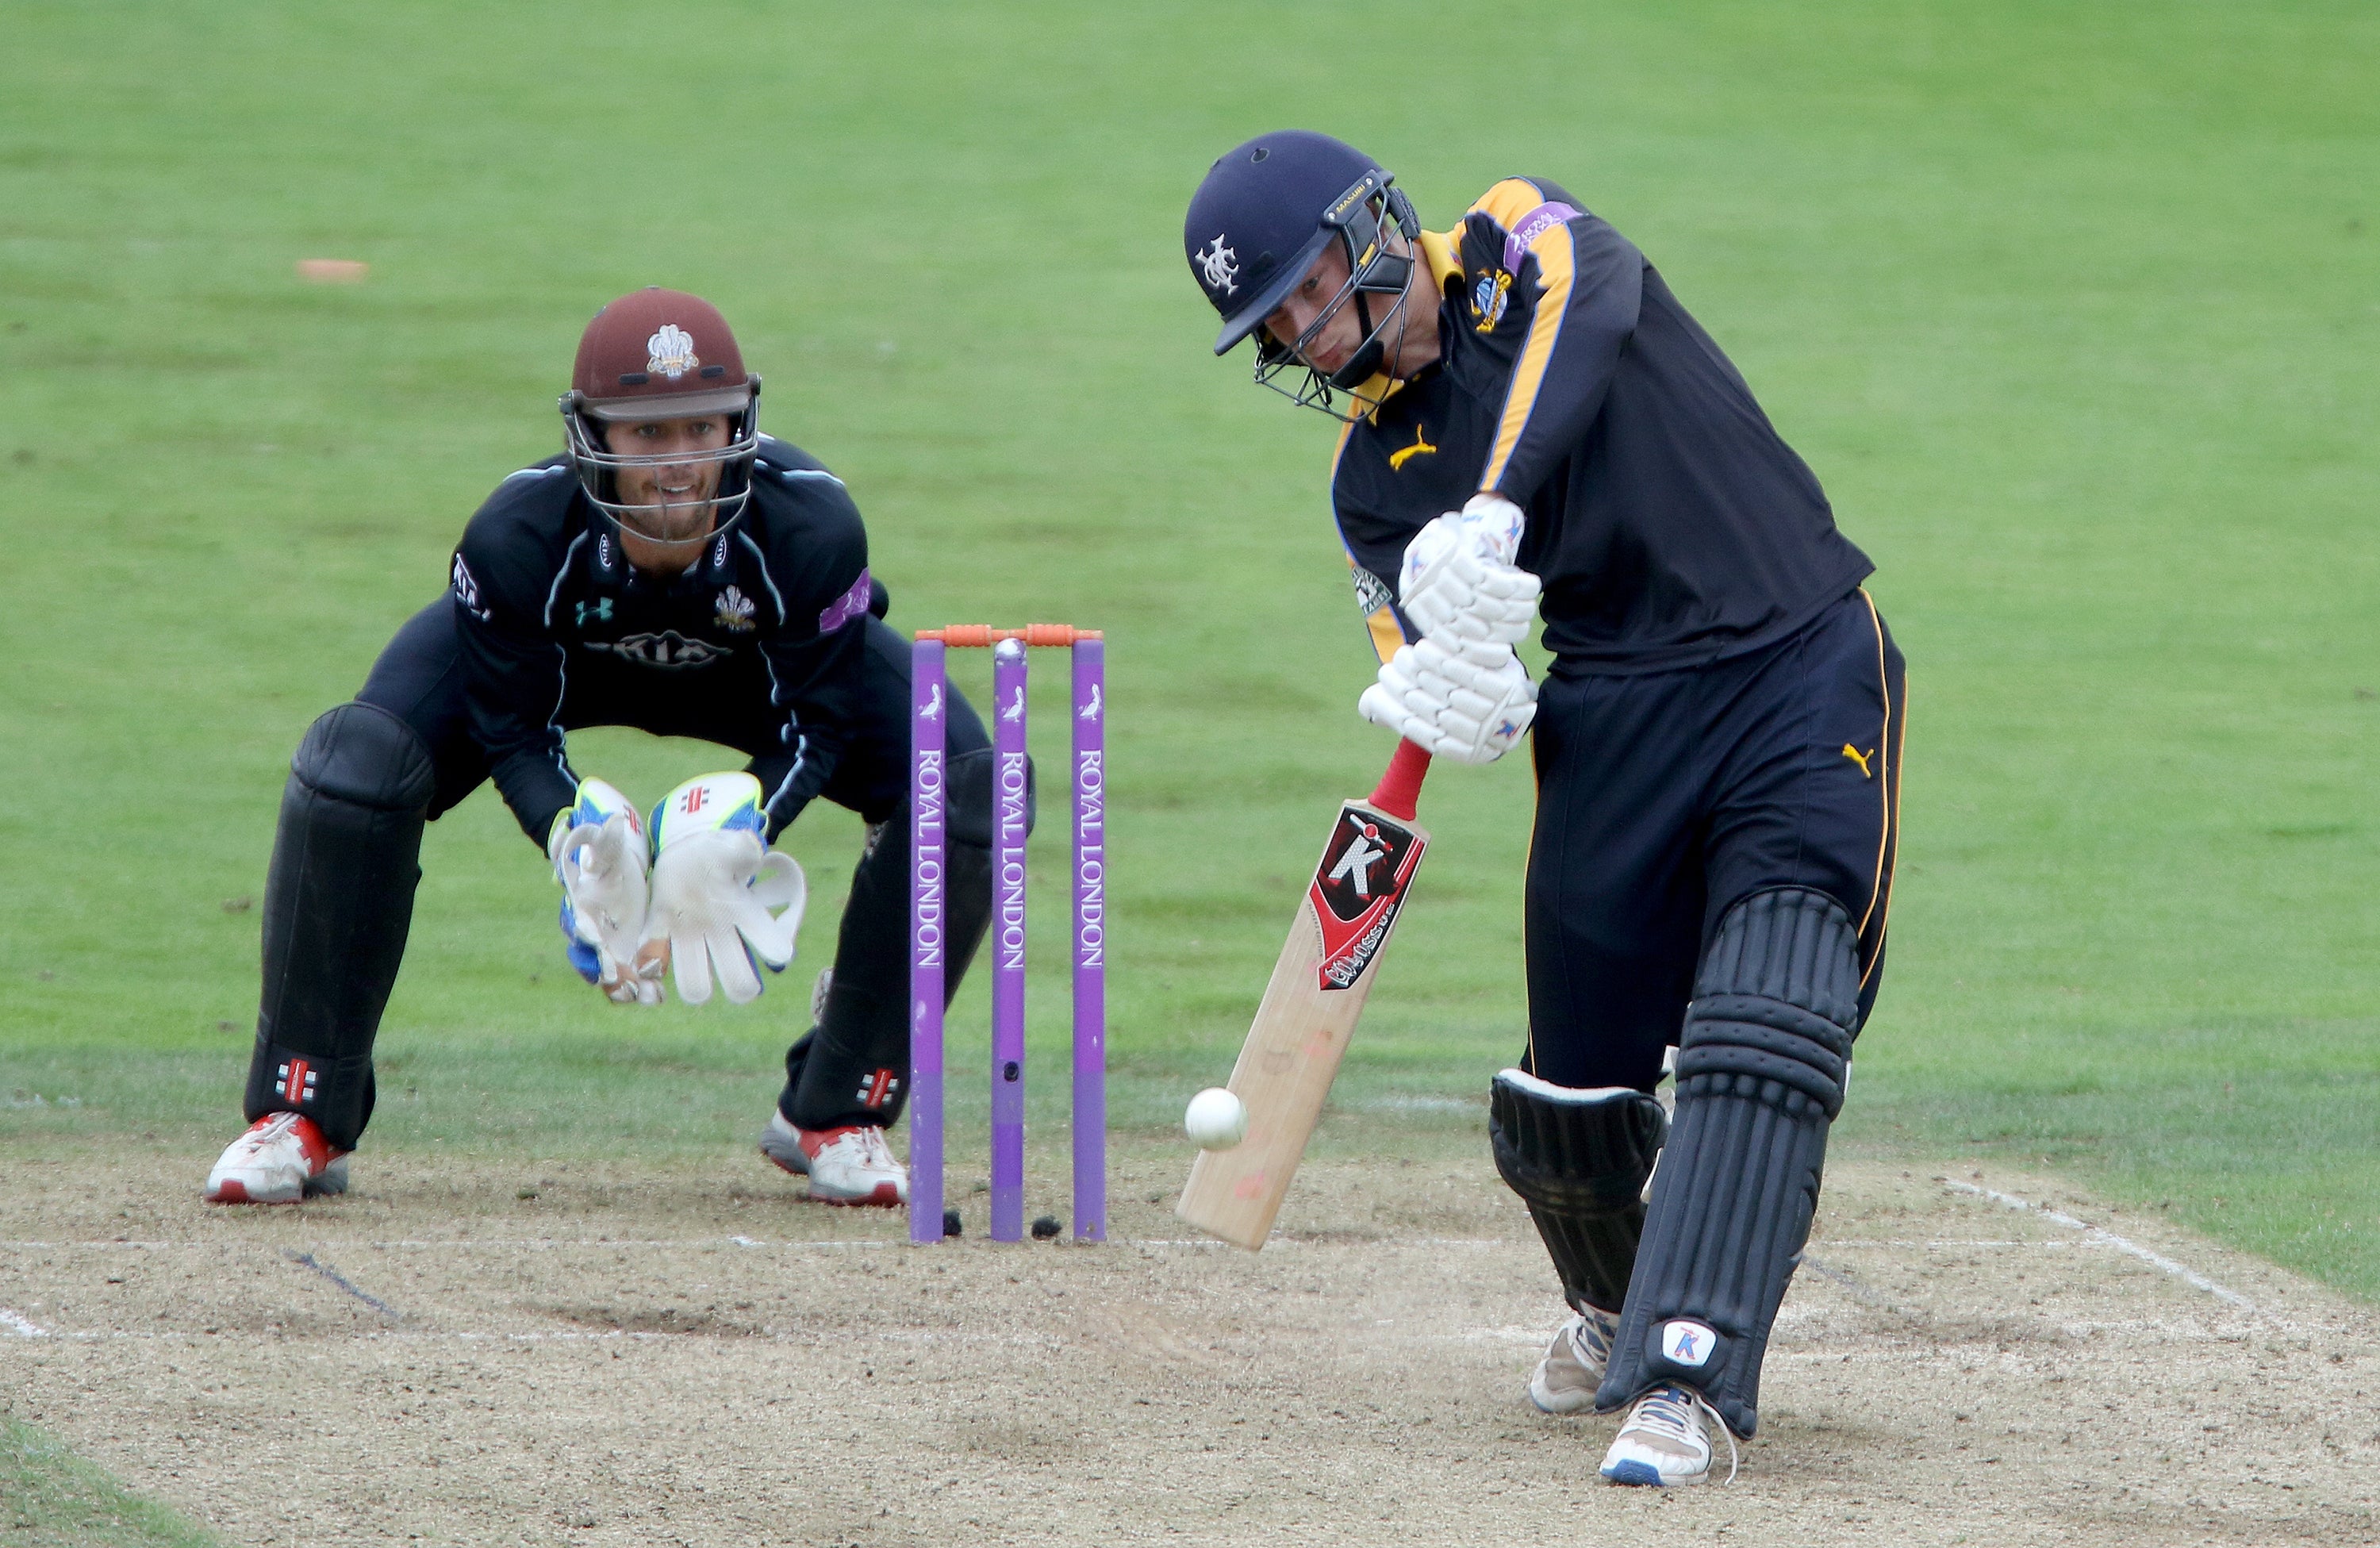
[
  {"xmin": 1388, "ymin": 425, "xmax": 1437, "ymax": 471},
  {"xmin": 1841, "ymin": 743, "xmax": 1875, "ymax": 778}
]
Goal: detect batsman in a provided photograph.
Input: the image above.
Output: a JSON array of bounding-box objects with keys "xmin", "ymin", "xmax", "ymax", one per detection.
[
  {"xmin": 1184, "ymin": 133, "xmax": 1905, "ymax": 1485},
  {"xmin": 205, "ymin": 288, "xmax": 1006, "ymax": 1210}
]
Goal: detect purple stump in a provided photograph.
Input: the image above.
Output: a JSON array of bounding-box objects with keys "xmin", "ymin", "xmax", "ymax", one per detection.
[
  {"xmin": 1071, "ymin": 640, "xmax": 1107, "ymax": 1241},
  {"xmin": 908, "ymin": 639, "xmax": 948, "ymax": 1245},
  {"xmin": 989, "ymin": 638, "xmax": 1030, "ymax": 1241}
]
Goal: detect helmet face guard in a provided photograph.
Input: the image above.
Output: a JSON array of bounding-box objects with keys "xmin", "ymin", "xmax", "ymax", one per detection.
[
  {"xmin": 1250, "ymin": 171, "xmax": 1421, "ymax": 421},
  {"xmin": 559, "ymin": 382, "xmax": 762, "ymax": 548}
]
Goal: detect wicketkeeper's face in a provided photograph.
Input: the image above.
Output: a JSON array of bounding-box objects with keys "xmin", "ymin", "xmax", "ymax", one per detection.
[{"xmin": 601, "ymin": 414, "xmax": 731, "ymax": 541}]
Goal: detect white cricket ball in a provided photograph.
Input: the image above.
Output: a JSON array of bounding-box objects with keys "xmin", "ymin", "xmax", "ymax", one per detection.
[{"xmin": 1184, "ymin": 1087, "xmax": 1249, "ymax": 1150}]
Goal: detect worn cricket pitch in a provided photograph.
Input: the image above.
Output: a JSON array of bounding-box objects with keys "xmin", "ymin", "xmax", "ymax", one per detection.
[{"xmin": 3, "ymin": 1148, "xmax": 2375, "ymax": 1546}]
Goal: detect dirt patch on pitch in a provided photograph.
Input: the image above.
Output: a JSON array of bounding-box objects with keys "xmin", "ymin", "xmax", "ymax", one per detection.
[{"xmin": 3, "ymin": 1145, "xmax": 2378, "ymax": 1546}]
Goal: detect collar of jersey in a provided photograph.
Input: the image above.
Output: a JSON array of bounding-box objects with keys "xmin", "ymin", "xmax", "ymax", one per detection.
[{"xmin": 1351, "ymin": 229, "xmax": 1464, "ymax": 423}]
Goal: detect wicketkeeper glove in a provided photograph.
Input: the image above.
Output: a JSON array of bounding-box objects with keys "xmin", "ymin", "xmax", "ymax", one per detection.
[
  {"xmin": 1358, "ymin": 634, "xmax": 1538, "ymax": 765},
  {"xmin": 633, "ymin": 772, "xmax": 808, "ymax": 1006},
  {"xmin": 549, "ymin": 778, "xmax": 658, "ymax": 1006},
  {"xmin": 1399, "ymin": 494, "xmax": 1542, "ymax": 645}
]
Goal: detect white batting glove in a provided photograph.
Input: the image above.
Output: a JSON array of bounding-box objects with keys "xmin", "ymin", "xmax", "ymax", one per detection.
[
  {"xmin": 1398, "ymin": 494, "xmax": 1541, "ymax": 644},
  {"xmin": 1358, "ymin": 634, "xmax": 1538, "ymax": 765},
  {"xmin": 632, "ymin": 773, "xmax": 808, "ymax": 1006},
  {"xmin": 549, "ymin": 778, "xmax": 658, "ymax": 1006}
]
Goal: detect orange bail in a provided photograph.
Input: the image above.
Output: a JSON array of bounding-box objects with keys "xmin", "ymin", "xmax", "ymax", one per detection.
[{"xmin": 915, "ymin": 624, "xmax": 1103, "ymax": 647}]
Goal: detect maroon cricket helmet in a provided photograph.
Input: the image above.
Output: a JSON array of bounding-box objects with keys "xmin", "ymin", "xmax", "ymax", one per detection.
[{"xmin": 559, "ymin": 287, "xmax": 764, "ymax": 534}]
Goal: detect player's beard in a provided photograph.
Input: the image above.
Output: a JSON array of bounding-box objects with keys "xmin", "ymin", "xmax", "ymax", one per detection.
[{"xmin": 615, "ymin": 473, "xmax": 719, "ymax": 547}]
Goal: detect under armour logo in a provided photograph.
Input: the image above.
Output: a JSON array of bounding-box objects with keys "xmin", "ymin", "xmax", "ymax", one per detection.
[
  {"xmin": 1196, "ymin": 234, "xmax": 1239, "ymax": 295},
  {"xmin": 576, "ymin": 598, "xmax": 614, "ymax": 627},
  {"xmin": 1841, "ymin": 743, "xmax": 1875, "ymax": 778}
]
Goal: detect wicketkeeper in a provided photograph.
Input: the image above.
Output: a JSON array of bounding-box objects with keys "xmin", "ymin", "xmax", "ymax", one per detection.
[
  {"xmin": 205, "ymin": 288, "xmax": 1008, "ymax": 1209},
  {"xmin": 1184, "ymin": 133, "xmax": 1904, "ymax": 1485}
]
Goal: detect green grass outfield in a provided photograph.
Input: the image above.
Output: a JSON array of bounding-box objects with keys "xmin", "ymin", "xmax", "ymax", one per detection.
[{"xmin": 2, "ymin": 4, "xmax": 2375, "ymax": 1523}]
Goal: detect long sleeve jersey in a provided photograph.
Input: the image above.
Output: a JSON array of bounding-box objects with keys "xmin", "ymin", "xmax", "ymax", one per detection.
[
  {"xmin": 1330, "ymin": 178, "xmax": 1873, "ymax": 675},
  {"xmin": 445, "ymin": 436, "xmax": 878, "ymax": 846}
]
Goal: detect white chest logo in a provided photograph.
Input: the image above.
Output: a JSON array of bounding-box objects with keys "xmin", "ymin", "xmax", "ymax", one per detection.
[
  {"xmin": 646, "ymin": 324, "xmax": 700, "ymax": 379},
  {"xmin": 1196, "ymin": 236, "xmax": 1239, "ymax": 296},
  {"xmin": 713, "ymin": 586, "xmax": 757, "ymax": 632}
]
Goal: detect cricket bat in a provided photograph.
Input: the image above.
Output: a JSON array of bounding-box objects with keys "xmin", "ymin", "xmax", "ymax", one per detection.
[{"xmin": 1177, "ymin": 739, "xmax": 1434, "ymax": 1250}]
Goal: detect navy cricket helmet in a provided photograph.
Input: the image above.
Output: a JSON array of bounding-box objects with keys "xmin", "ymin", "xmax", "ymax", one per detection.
[{"xmin": 1184, "ymin": 129, "xmax": 1420, "ymax": 416}]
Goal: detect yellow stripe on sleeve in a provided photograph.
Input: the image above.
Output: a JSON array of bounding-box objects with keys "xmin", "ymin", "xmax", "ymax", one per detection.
[
  {"xmin": 1479, "ymin": 217, "xmax": 1576, "ymax": 493},
  {"xmin": 1468, "ymin": 178, "xmax": 1549, "ymax": 230}
]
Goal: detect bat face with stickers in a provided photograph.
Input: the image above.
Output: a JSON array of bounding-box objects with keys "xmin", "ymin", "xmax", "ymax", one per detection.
[{"xmin": 1177, "ymin": 739, "xmax": 1432, "ymax": 1250}]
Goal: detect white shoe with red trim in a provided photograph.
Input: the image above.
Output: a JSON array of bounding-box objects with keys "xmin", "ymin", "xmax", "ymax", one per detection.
[
  {"xmin": 202, "ymin": 1113, "xmax": 350, "ymax": 1204},
  {"xmin": 757, "ymin": 1111, "xmax": 908, "ymax": 1207}
]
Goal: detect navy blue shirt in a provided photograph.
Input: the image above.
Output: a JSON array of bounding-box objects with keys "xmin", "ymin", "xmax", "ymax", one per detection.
[
  {"xmin": 446, "ymin": 436, "xmax": 877, "ymax": 843},
  {"xmin": 1330, "ymin": 179, "xmax": 1872, "ymax": 676}
]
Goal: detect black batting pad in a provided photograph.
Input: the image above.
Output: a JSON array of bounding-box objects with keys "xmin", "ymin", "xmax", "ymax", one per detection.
[
  {"xmin": 1595, "ymin": 887, "xmax": 1861, "ymax": 1438},
  {"xmin": 245, "ymin": 703, "xmax": 436, "ymax": 1150},
  {"xmin": 1491, "ymin": 1068, "xmax": 1668, "ymax": 1315}
]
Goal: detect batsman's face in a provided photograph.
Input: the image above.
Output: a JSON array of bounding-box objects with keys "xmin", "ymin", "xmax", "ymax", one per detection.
[
  {"xmin": 1264, "ymin": 242, "xmax": 1361, "ymax": 376},
  {"xmin": 605, "ymin": 414, "xmax": 729, "ymax": 542}
]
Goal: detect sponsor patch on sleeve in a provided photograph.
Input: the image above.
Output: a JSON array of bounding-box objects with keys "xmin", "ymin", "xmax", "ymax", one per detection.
[
  {"xmin": 450, "ymin": 553, "xmax": 490, "ymax": 620},
  {"xmin": 816, "ymin": 568, "xmax": 872, "ymax": 635},
  {"xmin": 1502, "ymin": 202, "xmax": 1581, "ymax": 275}
]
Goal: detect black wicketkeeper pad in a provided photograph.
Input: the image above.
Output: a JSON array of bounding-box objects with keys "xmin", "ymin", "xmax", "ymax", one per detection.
[
  {"xmin": 1490, "ymin": 1070, "xmax": 1668, "ymax": 1315},
  {"xmin": 244, "ymin": 702, "xmax": 436, "ymax": 1150},
  {"xmin": 1595, "ymin": 887, "xmax": 1860, "ymax": 1437}
]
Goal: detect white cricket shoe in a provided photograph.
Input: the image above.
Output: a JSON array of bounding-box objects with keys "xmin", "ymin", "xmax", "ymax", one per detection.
[
  {"xmin": 757, "ymin": 1111, "xmax": 908, "ymax": 1207},
  {"xmin": 1528, "ymin": 1305, "xmax": 1620, "ymax": 1414},
  {"xmin": 1600, "ymin": 1382, "xmax": 1737, "ymax": 1486},
  {"xmin": 202, "ymin": 1113, "xmax": 349, "ymax": 1204}
]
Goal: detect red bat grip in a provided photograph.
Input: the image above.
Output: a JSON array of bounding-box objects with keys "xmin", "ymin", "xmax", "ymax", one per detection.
[{"xmin": 1367, "ymin": 739, "xmax": 1432, "ymax": 821}]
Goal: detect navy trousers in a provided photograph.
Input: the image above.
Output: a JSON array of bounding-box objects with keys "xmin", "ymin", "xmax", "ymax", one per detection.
[{"xmin": 1523, "ymin": 590, "xmax": 1904, "ymax": 1091}]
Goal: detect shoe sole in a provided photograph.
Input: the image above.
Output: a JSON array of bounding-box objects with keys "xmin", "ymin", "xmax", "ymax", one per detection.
[
  {"xmin": 758, "ymin": 1142, "xmax": 809, "ymax": 1177},
  {"xmin": 800, "ymin": 1182, "xmax": 906, "ymax": 1208},
  {"xmin": 204, "ymin": 1164, "xmax": 347, "ymax": 1206},
  {"xmin": 1600, "ymin": 1459, "xmax": 1708, "ymax": 1487}
]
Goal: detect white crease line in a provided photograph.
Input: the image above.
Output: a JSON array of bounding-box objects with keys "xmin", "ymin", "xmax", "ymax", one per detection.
[
  {"xmin": 1812, "ymin": 1239, "xmax": 2067, "ymax": 1249},
  {"xmin": 0, "ymin": 1239, "xmax": 897, "ymax": 1251},
  {"xmin": 2, "ymin": 1308, "xmax": 50, "ymax": 1339},
  {"xmin": 0, "ymin": 1236, "xmax": 1498, "ymax": 1252},
  {"xmin": 1939, "ymin": 1181, "xmax": 2259, "ymax": 1312}
]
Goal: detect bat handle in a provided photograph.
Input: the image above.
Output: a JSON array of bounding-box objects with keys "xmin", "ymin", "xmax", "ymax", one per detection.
[{"xmin": 1368, "ymin": 739, "xmax": 1432, "ymax": 821}]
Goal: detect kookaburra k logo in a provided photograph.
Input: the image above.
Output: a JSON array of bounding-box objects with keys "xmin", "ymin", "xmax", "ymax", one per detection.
[
  {"xmin": 1326, "ymin": 821, "xmax": 1392, "ymax": 899},
  {"xmin": 1196, "ymin": 235, "xmax": 1239, "ymax": 295}
]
